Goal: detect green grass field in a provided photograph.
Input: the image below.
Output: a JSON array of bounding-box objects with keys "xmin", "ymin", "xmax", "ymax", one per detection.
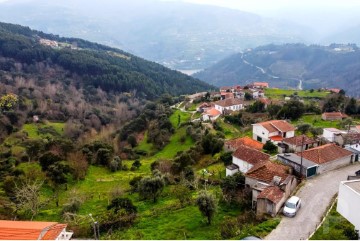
[
  {"xmin": 292, "ymin": 114, "xmax": 342, "ymax": 129},
  {"xmin": 265, "ymin": 89, "xmax": 330, "ymax": 100},
  {"xmin": 310, "ymin": 202, "xmax": 356, "ymax": 240},
  {"xmin": 8, "ymin": 111, "xmax": 281, "ymax": 240}
]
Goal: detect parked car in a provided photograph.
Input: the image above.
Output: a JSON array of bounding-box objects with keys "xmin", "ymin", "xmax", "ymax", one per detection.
[{"xmin": 283, "ymin": 196, "xmax": 301, "ymax": 217}]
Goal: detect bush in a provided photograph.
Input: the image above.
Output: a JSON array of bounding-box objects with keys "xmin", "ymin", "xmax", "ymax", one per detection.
[
  {"xmin": 263, "ymin": 141, "xmax": 278, "ymax": 154},
  {"xmin": 62, "ymin": 197, "xmax": 82, "ymax": 214}
]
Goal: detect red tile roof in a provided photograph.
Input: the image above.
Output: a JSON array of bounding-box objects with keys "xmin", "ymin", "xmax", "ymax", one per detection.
[
  {"xmin": 253, "ymin": 82, "xmax": 269, "ymax": 88},
  {"xmin": 322, "ymin": 112, "xmax": 347, "ymax": 118},
  {"xmin": 214, "ymin": 98, "xmax": 246, "ymax": 108},
  {"xmin": 283, "ymin": 135, "xmax": 317, "ymax": 146},
  {"xmin": 0, "ymin": 220, "xmax": 68, "ymax": 240},
  {"xmin": 255, "ymin": 120, "xmax": 295, "ymax": 133},
  {"xmin": 296, "ymin": 143, "xmax": 353, "ymax": 164},
  {"xmin": 257, "ymin": 186, "xmax": 284, "ymax": 203},
  {"xmin": 270, "ymin": 135, "xmax": 283, "ymax": 142},
  {"xmin": 246, "ymin": 161, "xmax": 290, "ymax": 183},
  {"xmin": 233, "ymin": 145, "xmax": 270, "ymax": 165},
  {"xmin": 225, "ymin": 136, "xmax": 264, "ymax": 151},
  {"xmin": 203, "ymin": 108, "xmax": 221, "ymax": 117}
]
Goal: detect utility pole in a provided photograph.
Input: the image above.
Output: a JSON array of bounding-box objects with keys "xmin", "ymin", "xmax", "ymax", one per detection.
[{"xmin": 300, "ymin": 135, "xmax": 305, "ymax": 178}]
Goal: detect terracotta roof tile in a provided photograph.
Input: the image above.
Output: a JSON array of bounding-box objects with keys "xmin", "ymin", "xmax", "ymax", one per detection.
[
  {"xmin": 203, "ymin": 108, "xmax": 221, "ymax": 117},
  {"xmin": 42, "ymin": 224, "xmax": 67, "ymax": 240},
  {"xmin": 257, "ymin": 186, "xmax": 284, "ymax": 203},
  {"xmin": 233, "ymin": 145, "xmax": 270, "ymax": 165},
  {"xmin": 283, "ymin": 135, "xmax": 317, "ymax": 146},
  {"xmin": 225, "ymin": 137, "xmax": 264, "ymax": 151},
  {"xmin": 322, "ymin": 112, "xmax": 347, "ymax": 118},
  {"xmin": 253, "ymin": 82, "xmax": 269, "ymax": 87},
  {"xmin": 214, "ymin": 98, "xmax": 245, "ymax": 107},
  {"xmin": 246, "ymin": 161, "xmax": 290, "ymax": 183},
  {"xmin": 0, "ymin": 220, "xmax": 68, "ymax": 240},
  {"xmin": 296, "ymin": 143, "xmax": 353, "ymax": 164},
  {"xmin": 255, "ymin": 120, "xmax": 295, "ymax": 133}
]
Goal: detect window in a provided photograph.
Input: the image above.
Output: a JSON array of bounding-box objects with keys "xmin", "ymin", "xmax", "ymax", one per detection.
[{"xmin": 257, "ymin": 136, "xmax": 262, "ymax": 142}]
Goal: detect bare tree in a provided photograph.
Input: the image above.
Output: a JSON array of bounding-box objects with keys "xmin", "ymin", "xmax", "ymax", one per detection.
[
  {"xmin": 14, "ymin": 180, "xmax": 45, "ymax": 220},
  {"xmin": 68, "ymin": 152, "xmax": 89, "ymax": 181}
]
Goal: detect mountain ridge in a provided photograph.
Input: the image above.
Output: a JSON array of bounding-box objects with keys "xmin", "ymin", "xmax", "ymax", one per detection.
[{"xmin": 194, "ymin": 43, "xmax": 360, "ymax": 97}]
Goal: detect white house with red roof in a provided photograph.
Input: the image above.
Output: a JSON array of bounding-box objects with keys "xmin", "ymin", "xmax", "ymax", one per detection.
[
  {"xmin": 253, "ymin": 82, "xmax": 269, "ymax": 89},
  {"xmin": 252, "ymin": 120, "xmax": 295, "ymax": 144},
  {"xmin": 0, "ymin": 220, "xmax": 73, "ymax": 240},
  {"xmin": 244, "ymin": 161, "xmax": 298, "ymax": 217},
  {"xmin": 226, "ymin": 145, "xmax": 270, "ymax": 175},
  {"xmin": 214, "ymin": 98, "xmax": 249, "ymax": 114},
  {"xmin": 201, "ymin": 108, "xmax": 221, "ymax": 121}
]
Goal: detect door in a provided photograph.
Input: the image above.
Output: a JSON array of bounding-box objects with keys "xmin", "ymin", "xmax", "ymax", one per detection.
[{"xmin": 307, "ymin": 166, "xmax": 317, "ymax": 177}]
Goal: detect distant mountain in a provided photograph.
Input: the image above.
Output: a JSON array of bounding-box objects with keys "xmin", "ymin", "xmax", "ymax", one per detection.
[
  {"xmin": 194, "ymin": 44, "xmax": 360, "ymax": 97},
  {"xmin": 0, "ymin": 22, "xmax": 212, "ymax": 99},
  {"xmin": 323, "ymin": 25, "xmax": 360, "ymax": 45},
  {"xmin": 0, "ymin": 0, "xmax": 311, "ymax": 70}
]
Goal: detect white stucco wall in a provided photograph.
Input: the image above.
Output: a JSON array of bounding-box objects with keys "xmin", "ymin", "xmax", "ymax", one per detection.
[
  {"xmin": 337, "ymin": 180, "xmax": 360, "ymax": 231},
  {"xmin": 226, "ymin": 168, "xmax": 239, "ymax": 176},
  {"xmin": 323, "ymin": 129, "xmax": 336, "ymax": 142},
  {"xmin": 233, "ymin": 156, "xmax": 254, "ymax": 173},
  {"xmin": 214, "ymin": 104, "xmax": 224, "ymax": 114},
  {"xmin": 252, "ymin": 125, "xmax": 270, "ymax": 143}
]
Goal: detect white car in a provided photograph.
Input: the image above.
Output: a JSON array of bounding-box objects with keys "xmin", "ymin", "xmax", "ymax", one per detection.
[{"xmin": 283, "ymin": 196, "xmax": 301, "ymax": 217}]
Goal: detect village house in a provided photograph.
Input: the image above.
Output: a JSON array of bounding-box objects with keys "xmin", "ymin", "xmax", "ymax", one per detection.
[
  {"xmin": 245, "ymin": 161, "xmax": 298, "ymax": 217},
  {"xmin": 344, "ymin": 143, "xmax": 360, "ymax": 163},
  {"xmin": 253, "ymin": 82, "xmax": 269, "ymax": 89},
  {"xmin": 334, "ymin": 132, "xmax": 360, "ymax": 146},
  {"xmin": 327, "ymin": 88, "xmax": 341, "ymax": 94},
  {"xmin": 214, "ymin": 98, "xmax": 249, "ymax": 114},
  {"xmin": 201, "ymin": 108, "xmax": 221, "ymax": 122},
  {"xmin": 220, "ymin": 92, "xmax": 234, "ymax": 100},
  {"xmin": 252, "ymin": 120, "xmax": 295, "ymax": 144},
  {"xmin": 337, "ymin": 180, "xmax": 360, "ymax": 236},
  {"xmin": 224, "ymin": 136, "xmax": 264, "ymax": 152},
  {"xmin": 277, "ymin": 144, "xmax": 355, "ymax": 178},
  {"xmin": 0, "ymin": 220, "xmax": 73, "ymax": 240},
  {"xmin": 226, "ymin": 145, "xmax": 270, "ymax": 176},
  {"xmin": 258, "ymin": 98, "xmax": 271, "ymax": 109},
  {"xmin": 322, "ymin": 128, "xmax": 346, "ymax": 142},
  {"xmin": 278, "ymin": 135, "xmax": 319, "ymax": 153},
  {"xmin": 321, "ymin": 112, "xmax": 348, "ymax": 121},
  {"xmin": 196, "ymin": 102, "xmax": 212, "ymax": 113}
]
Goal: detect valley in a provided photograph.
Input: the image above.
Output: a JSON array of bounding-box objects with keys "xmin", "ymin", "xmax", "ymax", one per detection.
[{"xmin": 0, "ymin": 1, "xmax": 360, "ymax": 239}]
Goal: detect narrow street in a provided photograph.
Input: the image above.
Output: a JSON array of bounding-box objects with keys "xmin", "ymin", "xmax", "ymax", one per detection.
[{"xmin": 266, "ymin": 162, "xmax": 360, "ymax": 240}]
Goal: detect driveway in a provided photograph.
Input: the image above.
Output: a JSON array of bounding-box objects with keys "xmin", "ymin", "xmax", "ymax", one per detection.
[{"xmin": 265, "ymin": 162, "xmax": 360, "ymax": 240}]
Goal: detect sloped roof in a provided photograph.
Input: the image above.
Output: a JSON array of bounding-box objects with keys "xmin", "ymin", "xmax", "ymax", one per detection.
[
  {"xmin": 254, "ymin": 120, "xmax": 295, "ymax": 133},
  {"xmin": 257, "ymin": 186, "xmax": 284, "ymax": 203},
  {"xmin": 283, "ymin": 135, "xmax": 317, "ymax": 146},
  {"xmin": 322, "ymin": 112, "xmax": 348, "ymax": 118},
  {"xmin": 214, "ymin": 98, "xmax": 246, "ymax": 107},
  {"xmin": 246, "ymin": 161, "xmax": 290, "ymax": 184},
  {"xmin": 233, "ymin": 145, "xmax": 270, "ymax": 165},
  {"xmin": 0, "ymin": 220, "xmax": 67, "ymax": 240},
  {"xmin": 203, "ymin": 108, "xmax": 221, "ymax": 117},
  {"xmin": 296, "ymin": 143, "xmax": 353, "ymax": 164},
  {"xmin": 253, "ymin": 82, "xmax": 269, "ymax": 87},
  {"xmin": 225, "ymin": 136, "xmax": 264, "ymax": 151}
]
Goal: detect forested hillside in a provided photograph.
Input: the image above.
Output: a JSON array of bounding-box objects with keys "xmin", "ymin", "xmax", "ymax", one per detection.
[
  {"xmin": 0, "ymin": 22, "xmax": 212, "ymax": 99},
  {"xmin": 194, "ymin": 43, "xmax": 360, "ymax": 97}
]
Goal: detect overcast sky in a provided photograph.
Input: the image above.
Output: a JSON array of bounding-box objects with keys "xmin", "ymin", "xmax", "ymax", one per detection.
[{"xmin": 174, "ymin": 0, "xmax": 360, "ymax": 15}]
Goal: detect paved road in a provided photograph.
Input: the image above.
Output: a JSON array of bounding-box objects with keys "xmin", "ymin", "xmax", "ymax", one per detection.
[{"xmin": 266, "ymin": 162, "xmax": 360, "ymax": 240}]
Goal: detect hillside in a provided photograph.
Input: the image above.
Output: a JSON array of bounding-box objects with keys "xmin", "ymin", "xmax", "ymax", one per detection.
[
  {"xmin": 0, "ymin": 22, "xmax": 212, "ymax": 99},
  {"xmin": 0, "ymin": 0, "xmax": 310, "ymax": 70},
  {"xmin": 194, "ymin": 44, "xmax": 360, "ymax": 97}
]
